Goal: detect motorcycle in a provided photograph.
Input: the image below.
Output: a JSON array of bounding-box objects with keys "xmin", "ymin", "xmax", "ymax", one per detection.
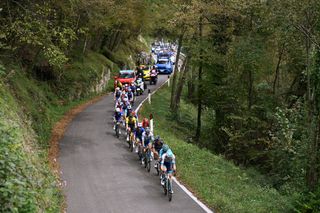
[
  {"xmin": 135, "ymin": 78, "xmax": 144, "ymax": 96},
  {"xmin": 150, "ymin": 71, "xmax": 158, "ymax": 85}
]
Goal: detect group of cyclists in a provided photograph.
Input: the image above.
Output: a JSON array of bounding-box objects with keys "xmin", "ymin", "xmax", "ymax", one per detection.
[{"xmin": 112, "ymin": 68, "xmax": 176, "ymax": 195}]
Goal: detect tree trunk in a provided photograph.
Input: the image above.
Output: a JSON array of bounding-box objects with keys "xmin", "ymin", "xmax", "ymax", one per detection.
[
  {"xmin": 306, "ymin": 38, "xmax": 319, "ymax": 191},
  {"xmin": 82, "ymin": 36, "xmax": 88, "ymax": 55},
  {"xmin": 170, "ymin": 33, "xmax": 184, "ymax": 109},
  {"xmin": 172, "ymin": 57, "xmax": 189, "ymax": 114},
  {"xmin": 273, "ymin": 43, "xmax": 285, "ymax": 95},
  {"xmin": 187, "ymin": 66, "xmax": 195, "ymax": 100},
  {"xmin": 247, "ymin": 68, "xmax": 253, "ymax": 110},
  {"xmin": 195, "ymin": 15, "xmax": 203, "ymax": 142}
]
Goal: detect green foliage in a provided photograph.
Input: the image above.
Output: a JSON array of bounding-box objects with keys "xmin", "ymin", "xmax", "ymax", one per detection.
[
  {"xmin": 295, "ymin": 188, "xmax": 320, "ymax": 213},
  {"xmin": 0, "ymin": 49, "xmax": 118, "ymax": 211},
  {"xmin": 0, "ymin": 83, "xmax": 61, "ymax": 212},
  {"xmin": 140, "ymin": 85, "xmax": 294, "ymax": 212}
]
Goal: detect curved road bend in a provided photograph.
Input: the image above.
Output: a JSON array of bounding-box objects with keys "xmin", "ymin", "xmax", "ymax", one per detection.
[{"xmin": 59, "ymin": 75, "xmax": 207, "ymax": 213}]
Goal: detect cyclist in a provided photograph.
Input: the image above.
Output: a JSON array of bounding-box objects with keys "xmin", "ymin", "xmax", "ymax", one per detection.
[
  {"xmin": 114, "ymin": 87, "xmax": 121, "ymax": 101},
  {"xmin": 153, "ymin": 136, "xmax": 163, "ymax": 169},
  {"xmin": 122, "ymin": 98, "xmax": 130, "ymax": 118},
  {"xmin": 153, "ymin": 135, "xmax": 163, "ymax": 160},
  {"xmin": 121, "ymin": 91, "xmax": 128, "ymax": 102},
  {"xmin": 113, "ymin": 107, "xmax": 123, "ymax": 134},
  {"xmin": 160, "ymin": 144, "xmax": 176, "ymax": 189},
  {"xmin": 131, "ymin": 111, "xmax": 138, "ymax": 120},
  {"xmin": 130, "ymin": 83, "xmax": 136, "ymax": 95},
  {"xmin": 141, "ymin": 127, "xmax": 154, "ymax": 164},
  {"xmin": 135, "ymin": 123, "xmax": 145, "ymax": 155},
  {"xmin": 127, "ymin": 88, "xmax": 134, "ymax": 105},
  {"xmin": 126, "ymin": 112, "xmax": 137, "ymax": 142}
]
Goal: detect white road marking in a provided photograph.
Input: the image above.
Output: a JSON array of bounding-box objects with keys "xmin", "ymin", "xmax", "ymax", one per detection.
[{"xmin": 134, "ymin": 77, "xmax": 214, "ymax": 213}]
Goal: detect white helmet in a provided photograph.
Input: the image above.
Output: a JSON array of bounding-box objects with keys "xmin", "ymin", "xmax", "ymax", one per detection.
[
  {"xmin": 116, "ymin": 87, "xmax": 120, "ymax": 91},
  {"xmin": 138, "ymin": 122, "xmax": 142, "ymax": 127},
  {"xmin": 123, "ymin": 97, "xmax": 128, "ymax": 102},
  {"xmin": 116, "ymin": 108, "xmax": 121, "ymax": 113}
]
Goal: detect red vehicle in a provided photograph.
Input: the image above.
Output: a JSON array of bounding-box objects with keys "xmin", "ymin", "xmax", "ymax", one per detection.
[{"xmin": 114, "ymin": 70, "xmax": 136, "ymax": 88}]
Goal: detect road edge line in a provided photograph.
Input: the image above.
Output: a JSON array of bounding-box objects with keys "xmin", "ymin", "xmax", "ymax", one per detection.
[{"xmin": 134, "ymin": 77, "xmax": 214, "ymax": 213}]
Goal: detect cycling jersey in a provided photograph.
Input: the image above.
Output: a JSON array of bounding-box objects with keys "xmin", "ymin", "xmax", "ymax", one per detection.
[
  {"xmin": 114, "ymin": 111, "xmax": 122, "ymax": 122},
  {"xmin": 126, "ymin": 116, "xmax": 137, "ymax": 129},
  {"xmin": 128, "ymin": 91, "xmax": 134, "ymax": 100},
  {"xmin": 160, "ymin": 152, "xmax": 176, "ymax": 173},
  {"xmin": 159, "ymin": 148, "xmax": 173, "ymax": 158},
  {"xmin": 142, "ymin": 132, "xmax": 154, "ymax": 147},
  {"xmin": 135, "ymin": 127, "xmax": 145, "ymax": 141},
  {"xmin": 114, "ymin": 91, "xmax": 121, "ymax": 99}
]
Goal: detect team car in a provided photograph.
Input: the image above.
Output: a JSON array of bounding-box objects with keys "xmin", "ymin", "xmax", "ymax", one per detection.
[
  {"xmin": 155, "ymin": 58, "xmax": 173, "ymax": 74},
  {"xmin": 140, "ymin": 65, "xmax": 151, "ymax": 81},
  {"xmin": 114, "ymin": 70, "xmax": 136, "ymax": 88}
]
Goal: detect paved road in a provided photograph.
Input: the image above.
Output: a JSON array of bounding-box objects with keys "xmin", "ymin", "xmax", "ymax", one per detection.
[{"xmin": 59, "ymin": 75, "xmax": 206, "ymax": 213}]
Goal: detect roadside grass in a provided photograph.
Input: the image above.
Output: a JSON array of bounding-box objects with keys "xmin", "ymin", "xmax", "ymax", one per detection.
[{"xmin": 139, "ymin": 85, "xmax": 294, "ymax": 213}]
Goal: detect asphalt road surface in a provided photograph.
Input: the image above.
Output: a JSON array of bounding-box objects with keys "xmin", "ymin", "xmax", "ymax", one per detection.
[{"xmin": 59, "ymin": 74, "xmax": 207, "ymax": 213}]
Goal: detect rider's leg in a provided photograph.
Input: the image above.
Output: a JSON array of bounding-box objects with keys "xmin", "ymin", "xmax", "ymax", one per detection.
[{"xmin": 161, "ymin": 166, "xmax": 167, "ymax": 185}]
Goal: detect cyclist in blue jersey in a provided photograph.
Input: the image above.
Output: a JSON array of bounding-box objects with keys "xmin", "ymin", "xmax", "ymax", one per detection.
[
  {"xmin": 135, "ymin": 123, "xmax": 145, "ymax": 155},
  {"xmin": 160, "ymin": 144, "xmax": 176, "ymax": 190},
  {"xmin": 113, "ymin": 107, "xmax": 123, "ymax": 134}
]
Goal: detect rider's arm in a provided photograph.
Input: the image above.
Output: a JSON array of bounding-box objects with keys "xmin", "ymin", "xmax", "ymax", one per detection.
[
  {"xmin": 125, "ymin": 117, "xmax": 129, "ymax": 129},
  {"xmin": 134, "ymin": 118, "xmax": 137, "ymax": 128},
  {"xmin": 141, "ymin": 132, "xmax": 145, "ymax": 145},
  {"xmin": 160, "ymin": 154, "xmax": 166, "ymax": 171}
]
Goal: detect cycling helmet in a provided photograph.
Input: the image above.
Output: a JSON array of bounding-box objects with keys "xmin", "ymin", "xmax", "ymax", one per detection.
[
  {"xmin": 127, "ymin": 105, "xmax": 132, "ymax": 110},
  {"xmin": 123, "ymin": 97, "xmax": 128, "ymax": 102},
  {"xmin": 145, "ymin": 127, "xmax": 150, "ymax": 134},
  {"xmin": 138, "ymin": 122, "xmax": 142, "ymax": 127},
  {"xmin": 116, "ymin": 108, "xmax": 121, "ymax": 113},
  {"xmin": 116, "ymin": 87, "xmax": 120, "ymax": 91},
  {"xmin": 162, "ymin": 144, "xmax": 169, "ymax": 152},
  {"xmin": 154, "ymin": 135, "xmax": 160, "ymax": 141}
]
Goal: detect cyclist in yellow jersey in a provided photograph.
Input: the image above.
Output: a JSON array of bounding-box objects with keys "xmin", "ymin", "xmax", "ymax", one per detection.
[{"xmin": 126, "ymin": 113, "xmax": 137, "ymax": 141}]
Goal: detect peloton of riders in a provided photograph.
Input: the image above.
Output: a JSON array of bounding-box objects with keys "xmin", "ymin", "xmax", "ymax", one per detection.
[{"xmin": 112, "ymin": 78, "xmax": 176, "ymax": 193}]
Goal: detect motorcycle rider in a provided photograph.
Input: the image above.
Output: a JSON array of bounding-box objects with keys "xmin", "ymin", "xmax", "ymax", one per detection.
[
  {"xmin": 136, "ymin": 66, "xmax": 144, "ymax": 80},
  {"xmin": 150, "ymin": 66, "xmax": 158, "ymax": 84}
]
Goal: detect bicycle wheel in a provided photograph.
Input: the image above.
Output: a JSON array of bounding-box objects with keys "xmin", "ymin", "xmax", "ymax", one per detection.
[
  {"xmin": 115, "ymin": 125, "xmax": 119, "ymax": 138},
  {"xmin": 147, "ymin": 159, "xmax": 151, "ymax": 172},
  {"xmin": 155, "ymin": 162, "xmax": 160, "ymax": 176},
  {"xmin": 164, "ymin": 184, "xmax": 167, "ymax": 195},
  {"xmin": 130, "ymin": 141, "xmax": 134, "ymax": 152},
  {"xmin": 168, "ymin": 179, "xmax": 172, "ymax": 201}
]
